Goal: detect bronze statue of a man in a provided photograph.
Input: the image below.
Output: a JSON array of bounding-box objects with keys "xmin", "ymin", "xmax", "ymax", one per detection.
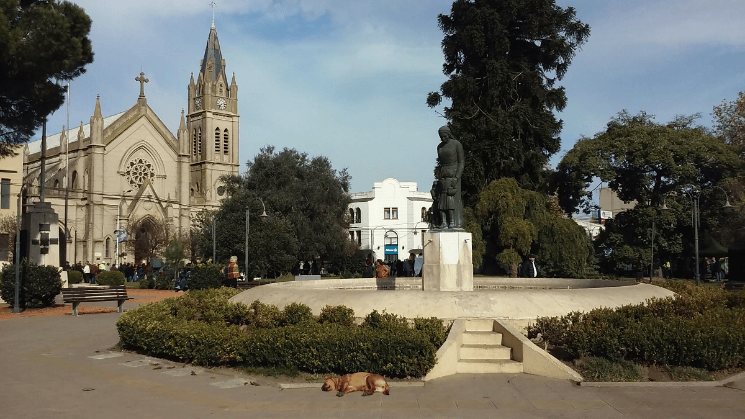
[{"xmin": 433, "ymin": 125, "xmax": 464, "ymax": 229}]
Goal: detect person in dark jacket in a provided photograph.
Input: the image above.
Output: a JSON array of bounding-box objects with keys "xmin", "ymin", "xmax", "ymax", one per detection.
[{"xmin": 520, "ymin": 254, "xmax": 539, "ymax": 278}]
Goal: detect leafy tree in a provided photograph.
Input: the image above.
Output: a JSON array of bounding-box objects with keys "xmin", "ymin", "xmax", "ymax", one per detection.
[
  {"xmin": 126, "ymin": 217, "xmax": 170, "ymax": 264},
  {"xmin": 163, "ymin": 239, "xmax": 186, "ymax": 279},
  {"xmin": 555, "ymin": 111, "xmax": 739, "ymax": 273},
  {"xmin": 476, "ymin": 177, "xmax": 594, "ymax": 277},
  {"xmin": 195, "ymin": 146, "xmax": 350, "ymax": 277},
  {"xmin": 427, "ymin": 0, "xmax": 590, "ymax": 200},
  {"xmin": 713, "ymin": 91, "xmax": 745, "ymax": 154},
  {"xmin": 0, "ymin": 0, "xmax": 94, "ymax": 157},
  {"xmin": 712, "ymin": 91, "xmax": 745, "ymax": 247}
]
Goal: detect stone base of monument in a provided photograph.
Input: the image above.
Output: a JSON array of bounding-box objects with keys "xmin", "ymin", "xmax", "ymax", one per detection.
[{"xmin": 422, "ymin": 230, "xmax": 473, "ymax": 291}]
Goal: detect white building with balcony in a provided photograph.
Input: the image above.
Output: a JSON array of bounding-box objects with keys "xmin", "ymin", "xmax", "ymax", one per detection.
[{"xmin": 348, "ymin": 178, "xmax": 433, "ymax": 263}]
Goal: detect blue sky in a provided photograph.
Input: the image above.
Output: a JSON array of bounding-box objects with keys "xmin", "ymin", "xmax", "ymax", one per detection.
[{"xmin": 36, "ymin": 0, "xmax": 745, "ymax": 196}]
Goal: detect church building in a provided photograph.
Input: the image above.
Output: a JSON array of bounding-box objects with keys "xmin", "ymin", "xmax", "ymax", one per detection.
[{"xmin": 22, "ymin": 25, "xmax": 239, "ymax": 267}]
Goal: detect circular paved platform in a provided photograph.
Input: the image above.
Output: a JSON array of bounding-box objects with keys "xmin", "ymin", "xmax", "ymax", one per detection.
[{"xmin": 231, "ymin": 278, "xmax": 675, "ymax": 324}]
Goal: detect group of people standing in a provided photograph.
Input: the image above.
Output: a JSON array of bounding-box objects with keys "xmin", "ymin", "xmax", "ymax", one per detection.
[
  {"xmin": 362, "ymin": 253, "xmax": 423, "ymax": 279},
  {"xmin": 65, "ymin": 261, "xmax": 149, "ymax": 284}
]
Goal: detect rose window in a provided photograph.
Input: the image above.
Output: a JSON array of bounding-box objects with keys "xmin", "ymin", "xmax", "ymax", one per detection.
[{"xmin": 125, "ymin": 158, "xmax": 155, "ymax": 188}]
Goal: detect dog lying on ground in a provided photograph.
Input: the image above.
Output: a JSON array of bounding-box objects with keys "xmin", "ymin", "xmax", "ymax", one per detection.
[{"xmin": 322, "ymin": 372, "xmax": 390, "ymax": 397}]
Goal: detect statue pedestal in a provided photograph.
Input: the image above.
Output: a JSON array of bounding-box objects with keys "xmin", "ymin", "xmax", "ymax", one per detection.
[
  {"xmin": 422, "ymin": 231, "xmax": 473, "ymax": 292},
  {"xmin": 22, "ymin": 202, "xmax": 60, "ymax": 267}
]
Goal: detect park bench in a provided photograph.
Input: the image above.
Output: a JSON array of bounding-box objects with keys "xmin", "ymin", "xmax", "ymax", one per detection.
[{"xmin": 61, "ymin": 285, "xmax": 132, "ymax": 316}]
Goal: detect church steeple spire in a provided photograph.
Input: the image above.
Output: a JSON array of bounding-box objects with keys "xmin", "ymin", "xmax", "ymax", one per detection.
[{"xmin": 200, "ymin": 26, "xmax": 226, "ymax": 83}]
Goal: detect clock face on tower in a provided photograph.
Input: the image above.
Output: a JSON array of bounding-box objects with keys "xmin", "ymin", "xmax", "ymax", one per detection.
[
  {"xmin": 216, "ymin": 98, "xmax": 227, "ymax": 110},
  {"xmin": 194, "ymin": 97, "xmax": 202, "ymax": 110}
]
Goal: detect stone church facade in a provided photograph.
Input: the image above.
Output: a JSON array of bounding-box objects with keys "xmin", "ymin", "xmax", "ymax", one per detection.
[{"xmin": 22, "ymin": 25, "xmax": 239, "ymax": 266}]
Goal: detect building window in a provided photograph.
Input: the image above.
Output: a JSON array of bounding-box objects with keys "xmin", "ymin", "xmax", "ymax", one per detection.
[
  {"xmin": 105, "ymin": 237, "xmax": 111, "ymax": 258},
  {"xmin": 1, "ymin": 178, "xmax": 10, "ymax": 209},
  {"xmin": 357, "ymin": 231, "xmax": 361, "ymax": 246},
  {"xmin": 391, "ymin": 208, "xmax": 398, "ymax": 219},
  {"xmin": 421, "ymin": 207, "xmax": 427, "ymax": 221},
  {"xmin": 223, "ymin": 129, "xmax": 229, "ymax": 154},
  {"xmin": 71, "ymin": 171, "xmax": 77, "ymax": 190},
  {"xmin": 355, "ymin": 208, "xmax": 361, "ymax": 223},
  {"xmin": 214, "ymin": 128, "xmax": 221, "ymax": 153},
  {"xmin": 349, "ymin": 209, "xmax": 355, "ymax": 223},
  {"xmin": 384, "ymin": 207, "xmax": 398, "ymax": 220},
  {"xmin": 384, "ymin": 208, "xmax": 390, "ymax": 219},
  {"xmin": 350, "ymin": 231, "xmax": 354, "ymax": 242},
  {"xmin": 384, "ymin": 230, "xmax": 398, "ymax": 263}
]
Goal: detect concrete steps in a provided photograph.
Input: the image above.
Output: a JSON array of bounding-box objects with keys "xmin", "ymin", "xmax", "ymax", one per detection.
[{"xmin": 456, "ymin": 319, "xmax": 523, "ymax": 374}]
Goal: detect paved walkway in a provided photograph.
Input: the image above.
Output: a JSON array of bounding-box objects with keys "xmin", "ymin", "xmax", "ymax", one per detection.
[{"xmin": 1, "ymin": 299, "xmax": 744, "ymax": 418}]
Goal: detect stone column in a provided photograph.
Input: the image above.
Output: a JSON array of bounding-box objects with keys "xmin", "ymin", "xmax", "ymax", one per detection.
[{"xmin": 422, "ymin": 230, "xmax": 473, "ymax": 291}]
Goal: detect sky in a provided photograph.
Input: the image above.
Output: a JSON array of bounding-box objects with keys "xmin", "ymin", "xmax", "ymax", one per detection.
[{"xmin": 35, "ymin": 0, "xmax": 745, "ymax": 197}]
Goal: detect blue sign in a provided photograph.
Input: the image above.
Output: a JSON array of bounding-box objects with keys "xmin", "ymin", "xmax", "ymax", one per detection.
[{"xmin": 384, "ymin": 245, "xmax": 398, "ymax": 255}]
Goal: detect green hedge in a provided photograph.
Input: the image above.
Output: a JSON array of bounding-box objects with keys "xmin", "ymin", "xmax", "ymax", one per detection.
[
  {"xmin": 0, "ymin": 262, "xmax": 62, "ymax": 308},
  {"xmin": 66, "ymin": 270, "xmax": 83, "ymax": 284},
  {"xmin": 188, "ymin": 263, "xmax": 223, "ymax": 290},
  {"xmin": 528, "ymin": 281, "xmax": 745, "ymax": 370},
  {"xmin": 96, "ymin": 270, "xmax": 125, "ymax": 286},
  {"xmin": 116, "ymin": 290, "xmax": 440, "ymax": 377}
]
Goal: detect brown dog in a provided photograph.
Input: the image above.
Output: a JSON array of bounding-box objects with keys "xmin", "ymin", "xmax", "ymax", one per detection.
[{"xmin": 322, "ymin": 372, "xmax": 390, "ymax": 397}]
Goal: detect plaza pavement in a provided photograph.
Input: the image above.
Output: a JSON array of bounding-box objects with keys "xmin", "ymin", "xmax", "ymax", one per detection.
[{"xmin": 1, "ymin": 296, "xmax": 744, "ymax": 419}]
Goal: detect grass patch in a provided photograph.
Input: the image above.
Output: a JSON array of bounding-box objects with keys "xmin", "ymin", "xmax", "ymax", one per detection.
[
  {"xmin": 667, "ymin": 365, "xmax": 713, "ymax": 381},
  {"xmin": 576, "ymin": 357, "xmax": 642, "ymax": 382}
]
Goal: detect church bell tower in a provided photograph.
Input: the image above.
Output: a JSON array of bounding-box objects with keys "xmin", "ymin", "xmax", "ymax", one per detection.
[{"xmin": 187, "ymin": 24, "xmax": 239, "ymax": 208}]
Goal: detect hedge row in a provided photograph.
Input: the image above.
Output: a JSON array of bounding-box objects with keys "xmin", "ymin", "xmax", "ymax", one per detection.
[
  {"xmin": 116, "ymin": 289, "xmax": 445, "ymax": 377},
  {"xmin": 528, "ymin": 281, "xmax": 745, "ymax": 370}
]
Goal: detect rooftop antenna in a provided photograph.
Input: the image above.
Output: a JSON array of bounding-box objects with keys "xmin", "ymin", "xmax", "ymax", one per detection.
[{"xmin": 209, "ymin": 1, "xmax": 217, "ymax": 28}]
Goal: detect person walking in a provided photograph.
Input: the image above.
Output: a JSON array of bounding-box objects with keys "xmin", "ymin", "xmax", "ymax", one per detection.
[{"xmin": 82, "ymin": 262, "xmax": 90, "ymax": 284}]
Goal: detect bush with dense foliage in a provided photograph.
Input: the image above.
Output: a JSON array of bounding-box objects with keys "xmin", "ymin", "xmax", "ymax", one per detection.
[
  {"xmin": 66, "ymin": 270, "xmax": 83, "ymax": 284},
  {"xmin": 96, "ymin": 270, "xmax": 125, "ymax": 286},
  {"xmin": 188, "ymin": 263, "xmax": 223, "ymax": 290},
  {"xmin": 0, "ymin": 262, "xmax": 62, "ymax": 308},
  {"xmin": 319, "ymin": 305, "xmax": 355, "ymax": 327},
  {"xmin": 527, "ymin": 281, "xmax": 745, "ymax": 370},
  {"xmin": 116, "ymin": 290, "xmax": 441, "ymax": 377}
]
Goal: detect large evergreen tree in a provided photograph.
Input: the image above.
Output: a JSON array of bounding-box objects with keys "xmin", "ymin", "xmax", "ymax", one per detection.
[
  {"xmin": 0, "ymin": 0, "xmax": 94, "ymax": 157},
  {"xmin": 427, "ymin": 0, "xmax": 590, "ymax": 200},
  {"xmin": 195, "ymin": 147, "xmax": 352, "ymax": 278}
]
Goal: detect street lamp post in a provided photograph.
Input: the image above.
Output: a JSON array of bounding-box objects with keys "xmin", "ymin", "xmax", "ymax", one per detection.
[
  {"xmin": 684, "ymin": 187, "xmax": 731, "ymax": 286},
  {"xmin": 245, "ymin": 199, "xmax": 268, "ymax": 280}
]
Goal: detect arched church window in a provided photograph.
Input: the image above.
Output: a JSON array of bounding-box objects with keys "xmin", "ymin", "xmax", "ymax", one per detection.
[
  {"xmin": 54, "ymin": 179, "xmax": 59, "ymax": 191},
  {"xmin": 125, "ymin": 158, "xmax": 155, "ymax": 189},
  {"xmin": 190, "ymin": 188, "xmax": 194, "ymax": 197},
  {"xmin": 223, "ymin": 129, "xmax": 229, "ymax": 154},
  {"xmin": 198, "ymin": 128, "xmax": 202, "ymax": 156},
  {"xmin": 105, "ymin": 237, "xmax": 111, "ymax": 258},
  {"xmin": 214, "ymin": 128, "xmax": 220, "ymax": 153},
  {"xmin": 71, "ymin": 171, "xmax": 77, "ymax": 190}
]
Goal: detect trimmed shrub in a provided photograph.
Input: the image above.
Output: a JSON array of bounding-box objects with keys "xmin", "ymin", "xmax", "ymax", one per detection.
[
  {"xmin": 115, "ymin": 290, "xmax": 440, "ymax": 377},
  {"xmin": 66, "ymin": 270, "xmax": 83, "ymax": 284},
  {"xmin": 96, "ymin": 270, "xmax": 125, "ymax": 286},
  {"xmin": 362, "ymin": 310, "xmax": 408, "ymax": 331},
  {"xmin": 282, "ymin": 302, "xmax": 313, "ymax": 325},
  {"xmin": 139, "ymin": 276, "xmax": 154, "ymax": 289},
  {"xmin": 153, "ymin": 272, "xmax": 172, "ymax": 290},
  {"xmin": 528, "ymin": 281, "xmax": 745, "ymax": 370},
  {"xmin": 188, "ymin": 263, "xmax": 223, "ymax": 290},
  {"xmin": 319, "ymin": 305, "xmax": 355, "ymax": 327},
  {"xmin": 414, "ymin": 317, "xmax": 449, "ymax": 348},
  {"xmin": 0, "ymin": 262, "xmax": 62, "ymax": 308}
]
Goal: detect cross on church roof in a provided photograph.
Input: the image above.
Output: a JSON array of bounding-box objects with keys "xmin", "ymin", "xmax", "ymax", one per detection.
[
  {"xmin": 210, "ymin": 1, "xmax": 217, "ymax": 28},
  {"xmin": 135, "ymin": 72, "xmax": 149, "ymax": 97}
]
